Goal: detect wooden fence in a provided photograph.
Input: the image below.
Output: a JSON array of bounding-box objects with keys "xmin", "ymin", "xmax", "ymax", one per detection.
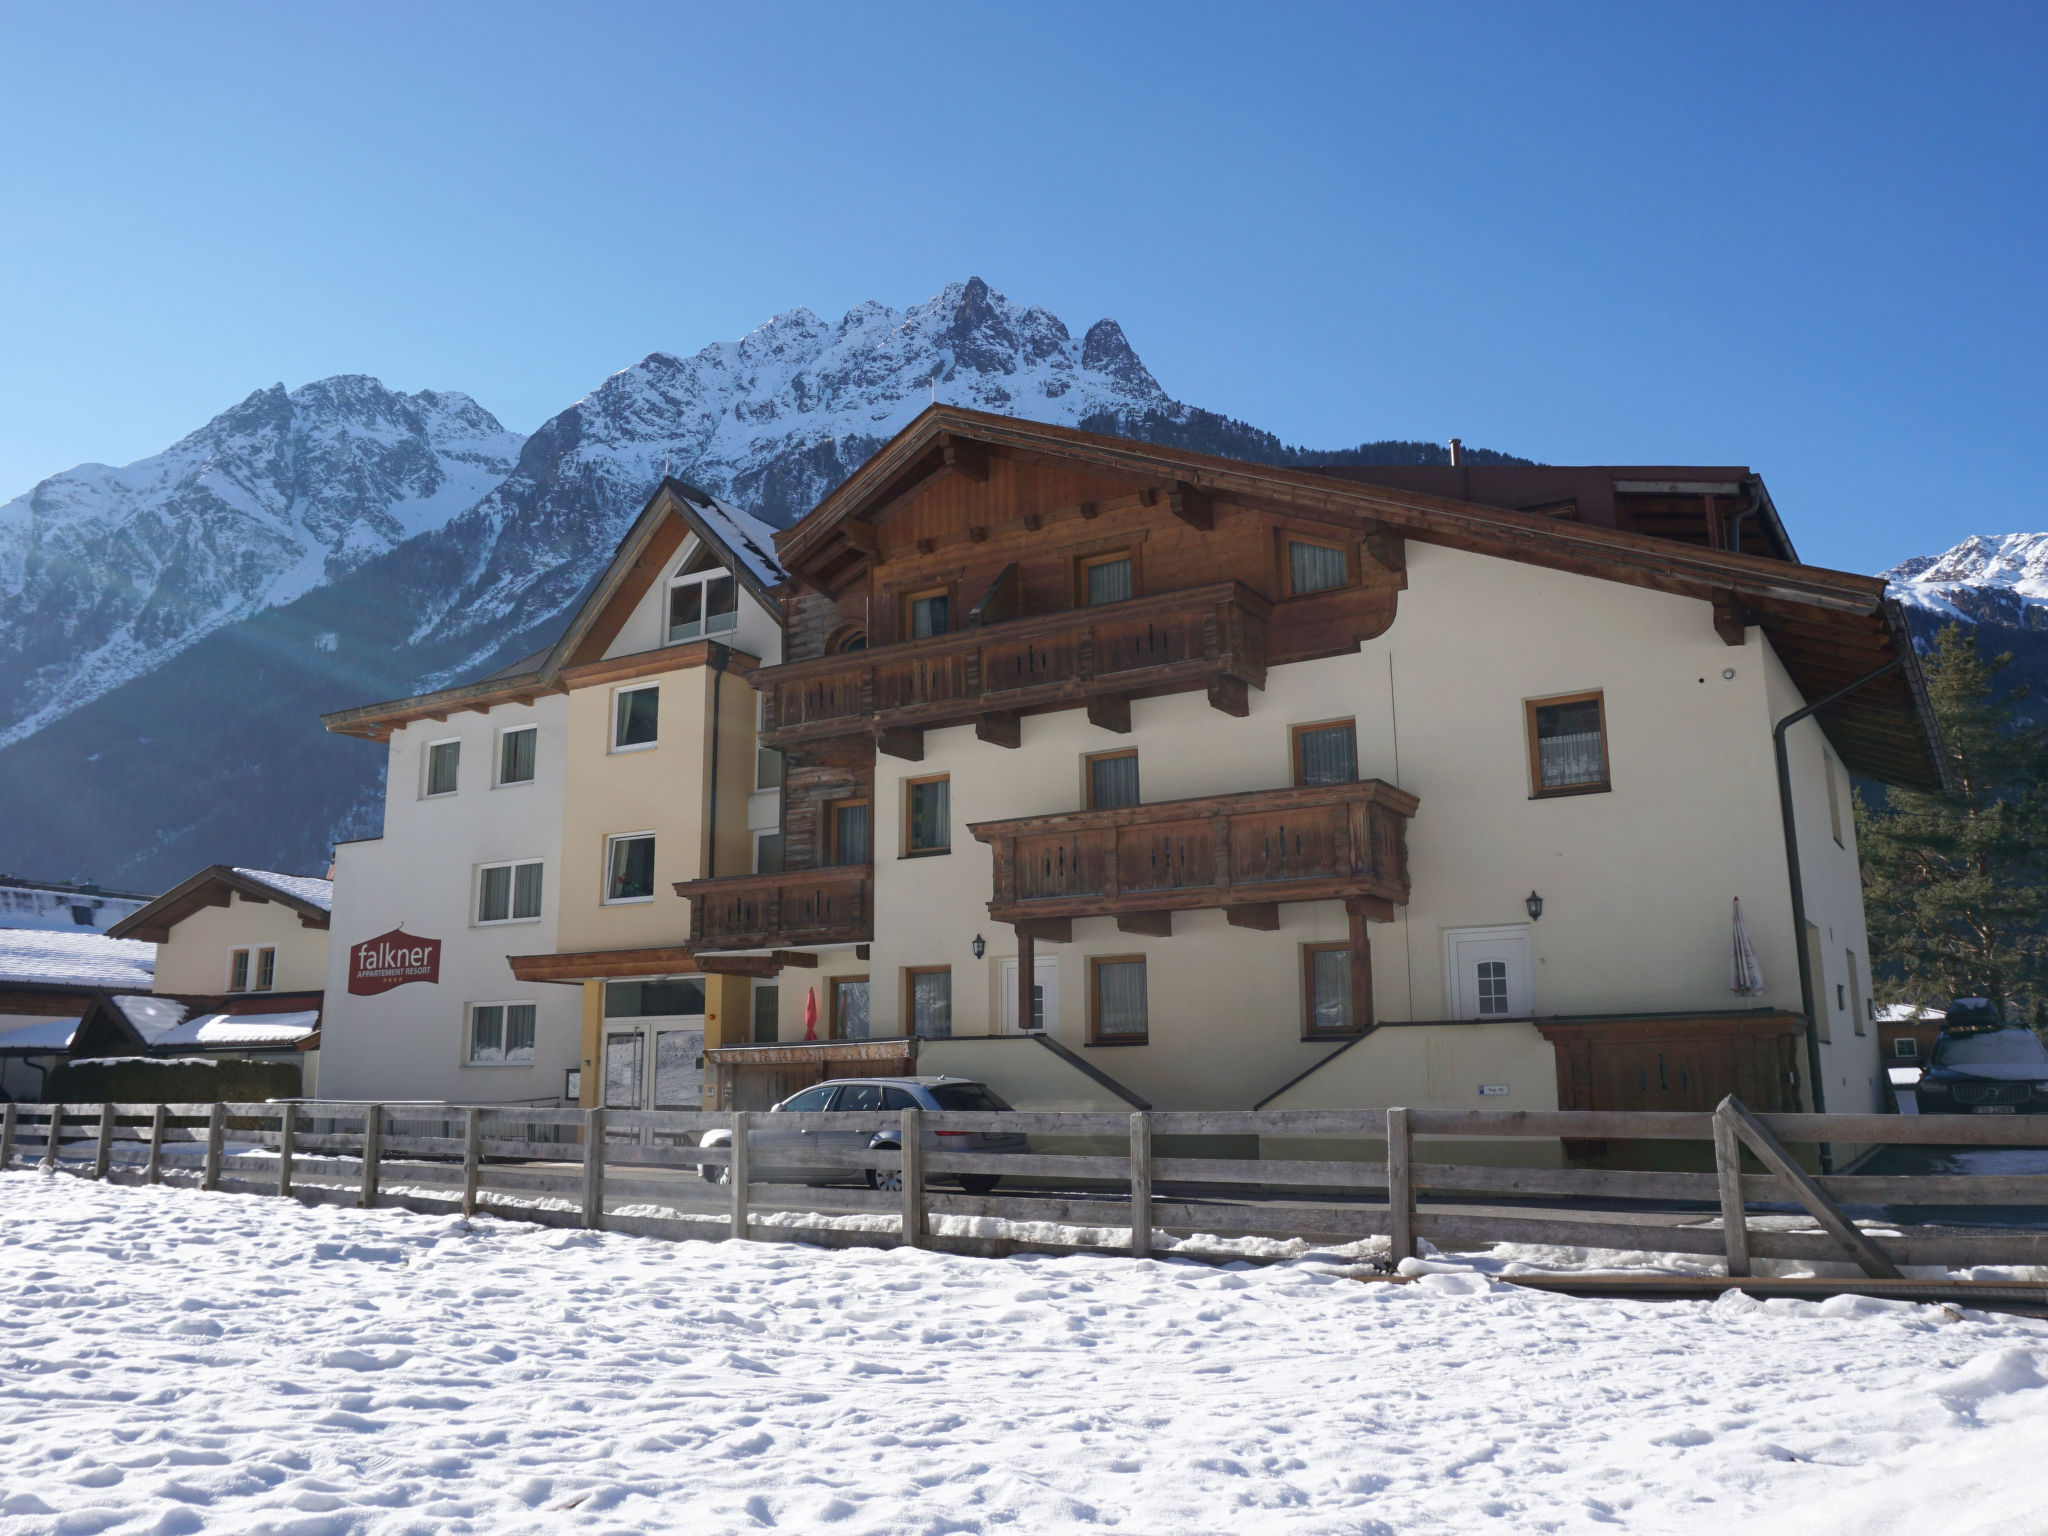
[{"xmin": 6, "ymin": 1097, "xmax": 2048, "ymax": 1275}]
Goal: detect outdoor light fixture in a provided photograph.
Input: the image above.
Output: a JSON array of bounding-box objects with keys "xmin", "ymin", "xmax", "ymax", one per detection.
[
  {"xmin": 972, "ymin": 934, "xmax": 986, "ymax": 959},
  {"xmin": 1526, "ymin": 891, "xmax": 1544, "ymax": 921}
]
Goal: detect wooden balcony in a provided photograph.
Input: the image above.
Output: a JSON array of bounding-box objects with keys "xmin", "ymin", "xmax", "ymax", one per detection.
[
  {"xmin": 967, "ymin": 780, "xmax": 1418, "ymax": 933},
  {"xmin": 672, "ymin": 865, "xmax": 873, "ymax": 956},
  {"xmin": 757, "ymin": 580, "xmax": 1271, "ymax": 756}
]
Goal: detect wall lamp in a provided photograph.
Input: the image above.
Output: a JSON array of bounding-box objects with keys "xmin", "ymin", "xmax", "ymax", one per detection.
[
  {"xmin": 1526, "ymin": 891, "xmax": 1544, "ymax": 922},
  {"xmin": 971, "ymin": 934, "xmax": 987, "ymax": 960}
]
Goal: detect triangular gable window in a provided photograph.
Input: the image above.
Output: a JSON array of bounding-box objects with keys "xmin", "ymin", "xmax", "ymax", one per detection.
[{"xmin": 670, "ymin": 538, "xmax": 737, "ymax": 642}]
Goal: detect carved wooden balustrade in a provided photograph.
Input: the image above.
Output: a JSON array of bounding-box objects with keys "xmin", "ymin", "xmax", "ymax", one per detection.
[
  {"xmin": 672, "ymin": 865, "xmax": 874, "ymax": 953},
  {"xmin": 756, "ymin": 581, "xmax": 1271, "ymax": 754},
  {"xmin": 967, "ymin": 779, "xmax": 1417, "ymax": 932}
]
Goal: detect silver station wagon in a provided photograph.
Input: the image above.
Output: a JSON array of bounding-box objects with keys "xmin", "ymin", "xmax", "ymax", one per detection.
[{"xmin": 698, "ymin": 1076, "xmax": 1028, "ymax": 1193}]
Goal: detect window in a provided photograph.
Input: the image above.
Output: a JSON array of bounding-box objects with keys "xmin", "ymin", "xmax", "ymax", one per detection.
[
  {"xmin": 905, "ymin": 776, "xmax": 950, "ymax": 855},
  {"xmin": 1894, "ymin": 1037, "xmax": 1919, "ymax": 1060},
  {"xmin": 604, "ymin": 1030, "xmax": 645, "ymax": 1109},
  {"xmin": 906, "ymin": 589, "xmax": 950, "ymax": 639},
  {"xmin": 1286, "ymin": 536, "xmax": 1349, "ymax": 596},
  {"xmin": 881, "ymin": 1086, "xmax": 919, "ymax": 1111},
  {"xmin": 755, "ymin": 747, "xmax": 783, "ymax": 790},
  {"xmin": 1526, "ymin": 691, "xmax": 1610, "ymax": 796},
  {"xmin": 1824, "ymin": 746, "xmax": 1844, "ymax": 846},
  {"xmin": 752, "ymin": 983, "xmax": 779, "ymax": 1044},
  {"xmin": 613, "ymin": 685, "xmax": 659, "ymax": 751},
  {"xmin": 425, "ymin": 739, "xmax": 461, "ymax": 797},
  {"xmin": 228, "ymin": 948, "xmax": 250, "ymax": 993},
  {"xmin": 652, "ymin": 1027, "xmax": 704, "ymax": 1109},
  {"xmin": 1090, "ymin": 957, "xmax": 1149, "ymax": 1044},
  {"xmin": 469, "ymin": 1002, "xmax": 537, "ymax": 1065},
  {"xmin": 831, "ymin": 977, "xmax": 870, "ymax": 1040},
  {"xmin": 908, "ymin": 968, "xmax": 952, "ymax": 1039},
  {"xmin": 832, "ymin": 627, "xmax": 868, "ymax": 653},
  {"xmin": 478, "ymin": 860, "xmax": 544, "ymax": 924},
  {"xmin": 1292, "ymin": 720, "xmax": 1358, "ymax": 787},
  {"xmin": 826, "ymin": 799, "xmax": 871, "ymax": 866},
  {"xmin": 1476, "ymin": 960, "xmax": 1509, "ymax": 1017},
  {"xmin": 1080, "ymin": 551, "xmax": 1134, "ymax": 606},
  {"xmin": 669, "ymin": 547, "xmax": 737, "ymax": 642},
  {"xmin": 499, "ymin": 726, "xmax": 537, "ymax": 786},
  {"xmin": 1303, "ymin": 943, "xmax": 1356, "ymax": 1036},
  {"xmin": 605, "ymin": 834, "xmax": 657, "ymax": 903},
  {"xmin": 928, "ymin": 1082, "xmax": 1013, "ymax": 1111},
  {"xmin": 254, "ymin": 946, "xmax": 276, "ymax": 993},
  {"xmin": 1847, "ymin": 950, "xmax": 1865, "ymax": 1036},
  {"xmin": 754, "ymin": 831, "xmax": 784, "ymax": 874},
  {"xmin": 779, "ymin": 1084, "xmax": 837, "ymax": 1113},
  {"xmin": 835, "ymin": 1082, "xmax": 884, "ymax": 1112},
  {"xmin": 603, "ymin": 977, "xmax": 704, "ymax": 1018},
  {"xmin": 1087, "ymin": 750, "xmax": 1140, "ymax": 810}
]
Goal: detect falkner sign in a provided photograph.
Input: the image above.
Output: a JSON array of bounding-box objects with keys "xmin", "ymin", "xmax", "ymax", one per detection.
[{"xmin": 347, "ymin": 928, "xmax": 443, "ymax": 995}]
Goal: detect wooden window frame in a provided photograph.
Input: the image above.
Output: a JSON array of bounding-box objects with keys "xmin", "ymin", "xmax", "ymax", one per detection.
[
  {"xmin": 828, "ymin": 624, "xmax": 868, "ymax": 654},
  {"xmin": 903, "ymin": 774, "xmax": 951, "ymax": 857},
  {"xmin": 822, "ymin": 796, "xmax": 872, "ymax": 867},
  {"xmin": 227, "ymin": 948, "xmax": 250, "ymax": 993},
  {"xmin": 1524, "ymin": 689, "xmax": 1611, "ymax": 799},
  {"xmin": 254, "ymin": 946, "xmax": 277, "ymax": 993},
  {"xmin": 1083, "ymin": 748, "xmax": 1140, "ymax": 810},
  {"xmin": 1301, "ymin": 942, "xmax": 1362, "ymax": 1040},
  {"xmin": 1087, "ymin": 954, "xmax": 1150, "ymax": 1046},
  {"xmin": 1290, "ymin": 718, "xmax": 1359, "ymax": 788},
  {"xmin": 904, "ymin": 966, "xmax": 953, "ymax": 1037},
  {"xmin": 1074, "ymin": 548, "xmax": 1139, "ymax": 608},
  {"xmin": 829, "ymin": 975, "xmax": 871, "ymax": 1041},
  {"xmin": 1278, "ymin": 529, "xmax": 1354, "ymax": 598},
  {"xmin": 900, "ymin": 584, "xmax": 956, "ymax": 642}
]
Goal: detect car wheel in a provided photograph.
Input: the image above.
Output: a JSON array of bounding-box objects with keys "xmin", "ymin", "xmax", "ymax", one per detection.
[
  {"xmin": 960, "ymin": 1174, "xmax": 1001, "ymax": 1196},
  {"xmin": 701, "ymin": 1159, "xmax": 730, "ymax": 1185},
  {"xmin": 866, "ymin": 1146, "xmax": 904, "ymax": 1193}
]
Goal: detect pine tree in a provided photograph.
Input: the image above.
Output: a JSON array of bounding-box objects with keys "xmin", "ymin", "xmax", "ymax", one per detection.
[{"xmin": 1856, "ymin": 625, "xmax": 2048, "ymax": 1023}]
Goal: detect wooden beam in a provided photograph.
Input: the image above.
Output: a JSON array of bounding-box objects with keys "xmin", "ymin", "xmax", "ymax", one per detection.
[
  {"xmin": 1348, "ymin": 900, "xmax": 1375, "ymax": 1031},
  {"xmin": 696, "ymin": 957, "xmax": 783, "ymax": 978},
  {"xmin": 839, "ymin": 520, "xmax": 880, "ymax": 556},
  {"xmin": 1014, "ymin": 917, "xmax": 1073, "ymax": 944},
  {"xmin": 297, "ymin": 915, "xmax": 330, "ymax": 930},
  {"xmin": 940, "ymin": 434, "xmax": 989, "ymax": 482},
  {"xmin": 1207, "ymin": 677, "xmax": 1250, "ymax": 717},
  {"xmin": 1345, "ymin": 894, "xmax": 1396, "ymax": 924},
  {"xmin": 1087, "ymin": 694, "xmax": 1132, "ymax": 734},
  {"xmin": 770, "ymin": 950, "xmax": 820, "ymax": 968},
  {"xmin": 1224, "ymin": 903, "xmax": 1281, "ymax": 931},
  {"xmin": 1718, "ymin": 1096, "xmax": 1901, "ymax": 1279},
  {"xmin": 1016, "ymin": 931, "xmax": 1035, "ymax": 1034},
  {"xmin": 1362, "ymin": 528, "xmax": 1406, "ymax": 579},
  {"xmin": 1116, "ymin": 911, "xmax": 1173, "ymax": 938},
  {"xmin": 875, "ymin": 727, "xmax": 925, "ymax": 762},
  {"xmin": 1166, "ymin": 480, "xmax": 1214, "ymax": 532},
  {"xmin": 855, "ymin": 944, "xmax": 871, "ymax": 960},
  {"xmin": 1713, "ymin": 593, "xmax": 1753, "ymax": 647},
  {"xmin": 975, "ymin": 712, "xmax": 1022, "ymax": 749}
]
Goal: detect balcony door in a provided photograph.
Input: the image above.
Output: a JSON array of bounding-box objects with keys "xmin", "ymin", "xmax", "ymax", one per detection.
[{"xmin": 996, "ymin": 956, "xmax": 1060, "ymax": 1034}]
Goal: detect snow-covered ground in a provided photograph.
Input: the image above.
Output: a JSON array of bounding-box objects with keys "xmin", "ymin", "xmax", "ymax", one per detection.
[{"xmin": 4, "ymin": 1172, "xmax": 2046, "ymax": 1536}]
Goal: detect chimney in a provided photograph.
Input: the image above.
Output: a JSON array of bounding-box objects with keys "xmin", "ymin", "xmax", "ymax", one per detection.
[{"xmin": 1447, "ymin": 437, "xmax": 1463, "ymax": 468}]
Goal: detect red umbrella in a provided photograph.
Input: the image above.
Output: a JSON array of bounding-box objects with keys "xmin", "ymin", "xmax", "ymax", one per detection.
[{"xmin": 803, "ymin": 986, "xmax": 819, "ymax": 1041}]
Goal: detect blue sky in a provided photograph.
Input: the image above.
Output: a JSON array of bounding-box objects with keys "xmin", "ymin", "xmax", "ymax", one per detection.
[{"xmin": 2, "ymin": 1, "xmax": 2041, "ymax": 574}]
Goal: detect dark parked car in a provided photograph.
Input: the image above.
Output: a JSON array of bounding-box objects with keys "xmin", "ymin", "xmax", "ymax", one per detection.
[
  {"xmin": 1914, "ymin": 1017, "xmax": 2048, "ymax": 1115},
  {"xmin": 697, "ymin": 1076, "xmax": 1028, "ymax": 1192}
]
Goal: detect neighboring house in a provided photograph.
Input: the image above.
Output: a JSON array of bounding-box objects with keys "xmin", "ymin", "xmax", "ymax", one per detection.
[
  {"xmin": 667, "ymin": 407, "xmax": 1937, "ymax": 1125},
  {"xmin": 0, "ymin": 875, "xmax": 154, "ymax": 934},
  {"xmin": 317, "ymin": 482, "xmax": 786, "ymax": 1107},
  {"xmin": 0, "ymin": 929, "xmax": 156, "ymax": 1100}
]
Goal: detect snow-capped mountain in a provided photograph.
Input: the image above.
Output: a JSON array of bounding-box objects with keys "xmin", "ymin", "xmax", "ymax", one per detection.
[
  {"xmin": 1885, "ymin": 533, "xmax": 2048, "ymax": 634},
  {"xmin": 0, "ymin": 376, "xmax": 521, "ymax": 748}
]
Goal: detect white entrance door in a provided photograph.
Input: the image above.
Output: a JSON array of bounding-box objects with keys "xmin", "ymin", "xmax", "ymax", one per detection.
[
  {"xmin": 603, "ymin": 1030, "xmax": 647, "ymax": 1109},
  {"xmin": 1444, "ymin": 926, "xmax": 1535, "ymax": 1020},
  {"xmin": 996, "ymin": 957, "xmax": 1060, "ymax": 1034}
]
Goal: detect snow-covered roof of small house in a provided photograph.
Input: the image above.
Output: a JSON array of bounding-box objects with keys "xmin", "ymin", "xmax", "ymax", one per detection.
[
  {"xmin": 155, "ymin": 1010, "xmax": 319, "ymax": 1049},
  {"xmin": 106, "ymin": 865, "xmax": 333, "ymax": 941},
  {"xmin": 0, "ymin": 929, "xmax": 156, "ymax": 991},
  {"xmin": 110, "ymin": 994, "xmax": 191, "ymax": 1043},
  {"xmin": 0, "ymin": 1015, "xmax": 83, "ymax": 1051},
  {"xmin": 231, "ymin": 868, "xmax": 333, "ymax": 913}
]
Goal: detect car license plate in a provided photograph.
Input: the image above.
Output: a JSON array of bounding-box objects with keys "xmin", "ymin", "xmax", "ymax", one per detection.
[{"xmin": 1973, "ymin": 1105, "xmax": 2018, "ymax": 1115}]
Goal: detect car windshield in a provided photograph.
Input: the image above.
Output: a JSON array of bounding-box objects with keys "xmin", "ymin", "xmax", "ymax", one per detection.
[
  {"xmin": 926, "ymin": 1083, "xmax": 1012, "ymax": 1112},
  {"xmin": 1931, "ymin": 1028, "xmax": 2048, "ymax": 1067}
]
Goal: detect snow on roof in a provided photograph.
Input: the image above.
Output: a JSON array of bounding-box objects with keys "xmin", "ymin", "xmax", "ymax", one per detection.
[
  {"xmin": 0, "ymin": 929, "xmax": 155, "ymax": 990},
  {"xmin": 0, "ymin": 1015, "xmax": 82, "ymax": 1051},
  {"xmin": 110, "ymin": 994, "xmax": 191, "ymax": 1042},
  {"xmin": 231, "ymin": 868, "xmax": 333, "ymax": 913},
  {"xmin": 154, "ymin": 1010, "xmax": 319, "ymax": 1048},
  {"xmin": 1877, "ymin": 1003, "xmax": 1946, "ymax": 1023},
  {"xmin": 675, "ymin": 484, "xmax": 787, "ymax": 588}
]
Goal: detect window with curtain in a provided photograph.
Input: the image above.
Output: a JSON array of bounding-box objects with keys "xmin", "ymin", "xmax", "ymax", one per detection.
[
  {"xmin": 470, "ymin": 1002, "xmax": 537, "ymax": 1065},
  {"xmin": 1294, "ymin": 722, "xmax": 1358, "ymax": 786},
  {"xmin": 832, "ymin": 978, "xmax": 870, "ymax": 1040},
  {"xmin": 1088, "ymin": 751, "xmax": 1140, "ymax": 810},
  {"xmin": 1304, "ymin": 945, "xmax": 1351, "ymax": 1034},
  {"xmin": 829, "ymin": 801, "xmax": 870, "ymax": 866},
  {"xmin": 478, "ymin": 860, "xmax": 544, "ymax": 923},
  {"xmin": 909, "ymin": 969, "xmax": 952, "ymax": 1039},
  {"xmin": 907, "ymin": 777, "xmax": 950, "ymax": 854},
  {"xmin": 909, "ymin": 592, "xmax": 949, "ymax": 639},
  {"xmin": 606, "ymin": 834, "xmax": 656, "ymax": 902},
  {"xmin": 499, "ymin": 726, "xmax": 537, "ymax": 786},
  {"xmin": 1083, "ymin": 554, "xmax": 1133, "ymax": 606},
  {"xmin": 228, "ymin": 949, "xmax": 249, "ymax": 992},
  {"xmin": 1530, "ymin": 693, "xmax": 1608, "ymax": 793},
  {"xmin": 1092, "ymin": 958, "xmax": 1148, "ymax": 1042},
  {"xmin": 426, "ymin": 739, "xmax": 460, "ymax": 796},
  {"xmin": 1288, "ymin": 538, "xmax": 1348, "ymax": 595},
  {"xmin": 614, "ymin": 685, "xmax": 659, "ymax": 750},
  {"xmin": 254, "ymin": 947, "xmax": 276, "ymax": 992}
]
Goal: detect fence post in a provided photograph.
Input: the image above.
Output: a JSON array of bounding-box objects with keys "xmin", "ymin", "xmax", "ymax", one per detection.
[
  {"xmin": 1711, "ymin": 1102, "xmax": 1751, "ymax": 1278},
  {"xmin": 900, "ymin": 1105, "xmax": 926, "ymax": 1249},
  {"xmin": 41, "ymin": 1103, "xmax": 63, "ymax": 1170},
  {"xmin": 276, "ymin": 1102, "xmax": 297, "ymax": 1200},
  {"xmin": 728, "ymin": 1110, "xmax": 751, "ymax": 1240},
  {"xmin": 1386, "ymin": 1106, "xmax": 1415, "ymax": 1266},
  {"xmin": 202, "ymin": 1103, "xmax": 225, "ymax": 1191},
  {"xmin": 581, "ymin": 1107, "xmax": 606, "ymax": 1230},
  {"xmin": 359, "ymin": 1104, "xmax": 382, "ymax": 1208},
  {"xmin": 146, "ymin": 1105, "xmax": 166, "ymax": 1185},
  {"xmin": 1129, "ymin": 1111, "xmax": 1153, "ymax": 1259},
  {"xmin": 462, "ymin": 1106, "xmax": 483, "ymax": 1217},
  {"xmin": 94, "ymin": 1103, "xmax": 115, "ymax": 1179},
  {"xmin": 1, "ymin": 1100, "xmax": 16, "ymax": 1169}
]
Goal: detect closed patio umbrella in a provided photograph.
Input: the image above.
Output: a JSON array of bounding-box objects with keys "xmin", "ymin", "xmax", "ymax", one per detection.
[
  {"xmin": 803, "ymin": 986, "xmax": 819, "ymax": 1041},
  {"xmin": 1730, "ymin": 898, "xmax": 1766, "ymax": 996}
]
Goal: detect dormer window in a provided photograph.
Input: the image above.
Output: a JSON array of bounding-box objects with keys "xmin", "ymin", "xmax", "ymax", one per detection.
[{"xmin": 669, "ymin": 545, "xmax": 737, "ymax": 642}]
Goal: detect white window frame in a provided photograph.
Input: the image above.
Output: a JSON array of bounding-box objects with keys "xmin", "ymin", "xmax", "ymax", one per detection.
[
  {"xmin": 603, "ymin": 831, "xmax": 658, "ymax": 906},
  {"xmin": 423, "ymin": 736, "xmax": 462, "ymax": 798},
  {"xmin": 476, "ymin": 859, "xmax": 545, "ymax": 926},
  {"xmin": 753, "ymin": 829, "xmax": 783, "ymax": 874},
  {"xmin": 668, "ymin": 548, "xmax": 739, "ymax": 644},
  {"xmin": 496, "ymin": 724, "xmax": 539, "ymax": 788},
  {"xmin": 612, "ymin": 683, "xmax": 660, "ymax": 754},
  {"xmin": 466, "ymin": 999, "xmax": 539, "ymax": 1067},
  {"xmin": 1442, "ymin": 925, "xmax": 1535, "ymax": 1021}
]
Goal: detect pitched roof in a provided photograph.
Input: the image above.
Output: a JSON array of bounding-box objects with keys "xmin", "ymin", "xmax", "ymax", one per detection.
[
  {"xmin": 106, "ymin": 864, "xmax": 333, "ymax": 942},
  {"xmin": 0, "ymin": 929, "xmax": 155, "ymax": 990},
  {"xmin": 232, "ymin": 868, "xmax": 333, "ymax": 913}
]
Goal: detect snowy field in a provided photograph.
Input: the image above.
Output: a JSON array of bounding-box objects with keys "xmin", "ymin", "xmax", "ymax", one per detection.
[{"xmin": 4, "ymin": 1172, "xmax": 2046, "ymax": 1536}]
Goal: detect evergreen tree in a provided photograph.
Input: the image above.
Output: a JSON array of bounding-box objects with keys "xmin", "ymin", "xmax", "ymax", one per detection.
[{"xmin": 1856, "ymin": 625, "xmax": 2048, "ymax": 1023}]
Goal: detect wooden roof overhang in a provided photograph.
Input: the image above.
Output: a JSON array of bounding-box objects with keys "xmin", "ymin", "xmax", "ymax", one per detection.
[
  {"xmin": 507, "ymin": 946, "xmax": 703, "ymax": 984},
  {"xmin": 107, "ymin": 865, "xmax": 331, "ymax": 943},
  {"xmin": 773, "ymin": 407, "xmax": 1946, "ymax": 791}
]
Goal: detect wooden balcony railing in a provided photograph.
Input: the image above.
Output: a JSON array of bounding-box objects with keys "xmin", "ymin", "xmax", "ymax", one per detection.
[
  {"xmin": 672, "ymin": 865, "xmax": 873, "ymax": 952},
  {"xmin": 757, "ymin": 581, "xmax": 1271, "ymax": 753},
  {"xmin": 968, "ymin": 780, "xmax": 1417, "ymax": 928}
]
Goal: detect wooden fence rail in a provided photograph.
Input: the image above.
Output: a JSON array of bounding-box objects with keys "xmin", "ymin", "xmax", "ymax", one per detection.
[{"xmin": 7, "ymin": 1096, "xmax": 2048, "ymax": 1273}]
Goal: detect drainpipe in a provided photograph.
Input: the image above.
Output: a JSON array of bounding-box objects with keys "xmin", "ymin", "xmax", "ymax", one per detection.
[
  {"xmin": 1724, "ymin": 481, "xmax": 1762, "ymax": 554},
  {"xmin": 1772, "ymin": 658, "xmax": 1899, "ymax": 1165},
  {"xmin": 706, "ymin": 642, "xmax": 731, "ymax": 879}
]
